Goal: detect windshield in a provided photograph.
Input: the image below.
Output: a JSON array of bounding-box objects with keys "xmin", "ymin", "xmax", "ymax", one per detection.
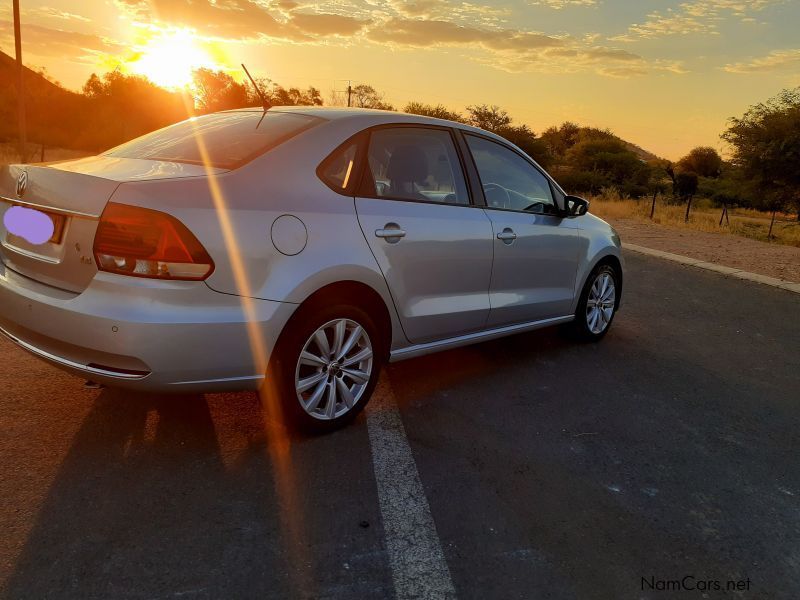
[{"xmin": 103, "ymin": 111, "xmax": 322, "ymax": 169}]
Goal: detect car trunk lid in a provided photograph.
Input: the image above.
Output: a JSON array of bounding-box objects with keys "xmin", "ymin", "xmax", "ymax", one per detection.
[{"xmin": 0, "ymin": 157, "xmax": 223, "ymax": 293}]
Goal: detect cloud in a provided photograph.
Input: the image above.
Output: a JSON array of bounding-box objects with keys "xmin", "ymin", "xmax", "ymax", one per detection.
[
  {"xmin": 530, "ymin": 0, "xmax": 597, "ymax": 8},
  {"xmin": 613, "ymin": 0, "xmax": 778, "ymax": 41},
  {"xmin": 388, "ymin": 0, "xmax": 440, "ymax": 17},
  {"xmin": 598, "ymin": 59, "xmax": 688, "ymax": 78},
  {"xmin": 386, "ymin": 0, "xmax": 509, "ymax": 25},
  {"xmin": 370, "ymin": 18, "xmax": 564, "ymax": 52},
  {"xmin": 724, "ymin": 48, "xmax": 800, "ymax": 73},
  {"xmin": 0, "ymin": 21, "xmax": 123, "ymax": 59},
  {"xmin": 105, "ymin": 0, "xmax": 687, "ymax": 79},
  {"xmin": 290, "ymin": 12, "xmax": 370, "ymax": 36},
  {"xmin": 365, "ymin": 17, "xmax": 679, "ymax": 78},
  {"xmin": 27, "ymin": 6, "xmax": 92, "ymax": 23},
  {"xmin": 583, "ymin": 47, "xmax": 642, "ymax": 62},
  {"xmin": 117, "ymin": 0, "xmax": 293, "ymax": 40},
  {"xmin": 117, "ymin": 0, "xmax": 371, "ymax": 41}
]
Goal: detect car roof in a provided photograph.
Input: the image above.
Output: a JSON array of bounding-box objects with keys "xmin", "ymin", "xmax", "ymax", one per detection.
[{"xmin": 225, "ymin": 106, "xmax": 504, "ymax": 141}]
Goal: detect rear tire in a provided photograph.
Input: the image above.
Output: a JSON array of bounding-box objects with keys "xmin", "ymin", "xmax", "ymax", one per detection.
[
  {"xmin": 266, "ymin": 302, "xmax": 384, "ymax": 433},
  {"xmin": 571, "ymin": 263, "xmax": 619, "ymax": 341}
]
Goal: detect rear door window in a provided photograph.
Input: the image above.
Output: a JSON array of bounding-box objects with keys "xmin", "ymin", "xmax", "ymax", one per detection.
[
  {"xmin": 104, "ymin": 111, "xmax": 321, "ymax": 169},
  {"xmin": 360, "ymin": 127, "xmax": 470, "ymax": 205}
]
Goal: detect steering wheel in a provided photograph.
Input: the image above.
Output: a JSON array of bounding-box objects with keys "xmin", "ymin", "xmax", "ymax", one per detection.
[
  {"xmin": 521, "ymin": 200, "xmax": 546, "ymax": 213},
  {"xmin": 483, "ymin": 183, "xmax": 510, "ymax": 209}
]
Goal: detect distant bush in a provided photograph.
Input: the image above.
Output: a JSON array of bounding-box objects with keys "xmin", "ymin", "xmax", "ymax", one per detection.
[{"xmin": 555, "ymin": 168, "xmax": 611, "ymax": 195}]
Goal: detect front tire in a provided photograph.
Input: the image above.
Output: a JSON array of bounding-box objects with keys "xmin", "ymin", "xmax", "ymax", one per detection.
[
  {"xmin": 572, "ymin": 263, "xmax": 619, "ymax": 341},
  {"xmin": 267, "ymin": 303, "xmax": 384, "ymax": 433}
]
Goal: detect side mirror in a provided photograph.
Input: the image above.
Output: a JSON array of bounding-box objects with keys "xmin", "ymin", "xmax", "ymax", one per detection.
[{"xmin": 564, "ymin": 195, "xmax": 589, "ymax": 217}]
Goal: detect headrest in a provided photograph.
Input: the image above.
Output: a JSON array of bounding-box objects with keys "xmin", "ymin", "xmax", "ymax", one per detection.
[{"xmin": 386, "ymin": 145, "xmax": 428, "ymax": 184}]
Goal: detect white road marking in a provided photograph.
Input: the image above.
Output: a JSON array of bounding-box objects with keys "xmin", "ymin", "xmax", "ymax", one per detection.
[{"xmin": 366, "ymin": 379, "xmax": 457, "ymax": 600}]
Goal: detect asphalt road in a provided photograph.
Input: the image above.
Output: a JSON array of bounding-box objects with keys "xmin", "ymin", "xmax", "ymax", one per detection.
[{"xmin": 2, "ymin": 251, "xmax": 799, "ymax": 600}]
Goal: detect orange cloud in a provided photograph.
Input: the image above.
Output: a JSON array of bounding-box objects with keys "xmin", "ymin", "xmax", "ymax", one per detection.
[{"xmin": 0, "ymin": 21, "xmax": 123, "ymax": 59}]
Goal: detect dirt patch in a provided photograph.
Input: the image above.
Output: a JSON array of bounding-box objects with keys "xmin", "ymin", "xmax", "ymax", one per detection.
[{"xmin": 608, "ymin": 217, "xmax": 800, "ymax": 283}]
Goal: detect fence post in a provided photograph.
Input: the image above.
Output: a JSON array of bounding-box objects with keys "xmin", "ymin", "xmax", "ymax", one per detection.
[
  {"xmin": 768, "ymin": 209, "xmax": 776, "ymax": 240},
  {"xmin": 649, "ymin": 190, "xmax": 657, "ymax": 220}
]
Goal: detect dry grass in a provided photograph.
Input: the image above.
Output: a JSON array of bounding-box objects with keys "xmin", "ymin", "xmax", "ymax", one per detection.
[
  {"xmin": 590, "ymin": 195, "xmax": 800, "ymax": 248},
  {"xmin": 0, "ymin": 143, "xmax": 93, "ymax": 166}
]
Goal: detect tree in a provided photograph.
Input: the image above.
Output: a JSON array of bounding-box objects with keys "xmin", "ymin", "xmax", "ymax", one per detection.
[
  {"xmin": 645, "ymin": 159, "xmax": 671, "ymax": 219},
  {"xmin": 404, "ymin": 101, "xmax": 464, "ymax": 123},
  {"xmin": 677, "ymin": 147, "xmax": 726, "ymax": 224},
  {"xmin": 350, "ymin": 84, "xmax": 394, "ymax": 110},
  {"xmin": 541, "ymin": 122, "xmax": 582, "ymax": 159},
  {"xmin": 676, "ymin": 171, "xmax": 699, "ymax": 222},
  {"xmin": 280, "ymin": 86, "xmax": 322, "ymax": 106},
  {"xmin": 192, "ymin": 68, "xmax": 249, "ymax": 113},
  {"xmin": 461, "ymin": 104, "xmax": 550, "ymax": 167},
  {"xmin": 495, "ymin": 123, "xmax": 552, "ymax": 168},
  {"xmin": 77, "ymin": 70, "xmax": 187, "ymax": 149},
  {"xmin": 564, "ymin": 136, "xmax": 651, "ymax": 197},
  {"xmin": 677, "ymin": 146, "xmax": 723, "ymax": 178},
  {"xmin": 239, "ymin": 75, "xmax": 323, "ymax": 108},
  {"xmin": 82, "ymin": 73, "xmax": 104, "ymax": 98},
  {"xmin": 722, "ymin": 87, "xmax": 800, "ymax": 227},
  {"xmin": 466, "ymin": 104, "xmax": 511, "ymax": 131},
  {"xmin": 266, "ymin": 83, "xmax": 323, "ymax": 107}
]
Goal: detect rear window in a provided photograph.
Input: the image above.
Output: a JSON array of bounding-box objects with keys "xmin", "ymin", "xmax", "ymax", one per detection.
[{"xmin": 104, "ymin": 111, "xmax": 322, "ymax": 169}]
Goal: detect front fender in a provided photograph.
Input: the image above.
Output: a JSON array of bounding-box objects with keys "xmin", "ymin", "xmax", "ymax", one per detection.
[{"xmin": 571, "ymin": 215, "xmax": 623, "ymax": 313}]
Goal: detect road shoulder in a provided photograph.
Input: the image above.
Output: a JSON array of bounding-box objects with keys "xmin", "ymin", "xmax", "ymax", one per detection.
[
  {"xmin": 608, "ymin": 217, "xmax": 800, "ymax": 284},
  {"xmin": 623, "ymin": 243, "xmax": 800, "ymax": 294}
]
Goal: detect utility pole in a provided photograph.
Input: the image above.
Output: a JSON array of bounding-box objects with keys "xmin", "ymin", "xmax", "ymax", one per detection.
[
  {"xmin": 13, "ymin": 0, "xmax": 27, "ymax": 162},
  {"xmin": 347, "ymin": 81, "xmax": 352, "ymax": 108}
]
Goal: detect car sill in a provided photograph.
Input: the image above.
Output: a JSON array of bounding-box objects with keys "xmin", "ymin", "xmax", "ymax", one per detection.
[{"xmin": 389, "ymin": 315, "xmax": 575, "ymax": 362}]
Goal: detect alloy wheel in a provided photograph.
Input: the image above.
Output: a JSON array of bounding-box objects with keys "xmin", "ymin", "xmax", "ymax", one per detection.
[
  {"xmin": 586, "ymin": 272, "xmax": 616, "ymax": 335},
  {"xmin": 294, "ymin": 318, "xmax": 374, "ymax": 420}
]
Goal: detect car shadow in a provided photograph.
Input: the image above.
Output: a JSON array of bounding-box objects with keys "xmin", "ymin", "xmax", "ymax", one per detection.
[
  {"xmin": 384, "ymin": 325, "xmax": 577, "ymax": 408},
  {"xmin": 3, "ymin": 389, "xmax": 298, "ymax": 599}
]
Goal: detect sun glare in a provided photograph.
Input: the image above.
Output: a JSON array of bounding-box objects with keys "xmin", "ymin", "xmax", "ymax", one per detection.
[{"xmin": 130, "ymin": 30, "xmax": 217, "ymax": 89}]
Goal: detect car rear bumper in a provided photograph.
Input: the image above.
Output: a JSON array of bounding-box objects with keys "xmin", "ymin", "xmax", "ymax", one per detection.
[{"xmin": 0, "ymin": 261, "xmax": 297, "ymax": 392}]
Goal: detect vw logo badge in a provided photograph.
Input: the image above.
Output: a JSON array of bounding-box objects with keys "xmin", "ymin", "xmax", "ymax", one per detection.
[{"xmin": 16, "ymin": 171, "xmax": 28, "ymax": 198}]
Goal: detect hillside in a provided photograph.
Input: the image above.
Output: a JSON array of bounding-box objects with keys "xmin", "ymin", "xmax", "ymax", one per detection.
[
  {"xmin": 0, "ymin": 49, "xmax": 87, "ymax": 149},
  {"xmin": 0, "ymin": 49, "xmax": 69, "ymax": 97},
  {"xmin": 624, "ymin": 140, "xmax": 660, "ymax": 162}
]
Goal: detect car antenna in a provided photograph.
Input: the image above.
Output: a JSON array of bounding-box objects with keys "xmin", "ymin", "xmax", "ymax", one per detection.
[{"xmin": 242, "ymin": 63, "xmax": 271, "ymax": 112}]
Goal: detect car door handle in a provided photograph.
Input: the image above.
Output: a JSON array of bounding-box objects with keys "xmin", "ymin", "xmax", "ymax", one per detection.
[
  {"xmin": 375, "ymin": 226, "xmax": 406, "ymax": 240},
  {"xmin": 496, "ymin": 228, "xmax": 517, "ymax": 242}
]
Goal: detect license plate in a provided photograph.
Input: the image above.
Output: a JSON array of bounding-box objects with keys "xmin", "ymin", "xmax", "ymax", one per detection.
[{"xmin": 6, "ymin": 204, "xmax": 67, "ymax": 245}]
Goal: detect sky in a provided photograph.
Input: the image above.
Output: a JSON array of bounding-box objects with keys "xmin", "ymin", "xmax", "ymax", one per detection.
[{"xmin": 1, "ymin": 0, "xmax": 799, "ymax": 159}]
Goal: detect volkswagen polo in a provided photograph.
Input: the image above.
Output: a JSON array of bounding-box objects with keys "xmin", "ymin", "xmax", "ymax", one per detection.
[{"xmin": 0, "ymin": 107, "xmax": 622, "ymax": 431}]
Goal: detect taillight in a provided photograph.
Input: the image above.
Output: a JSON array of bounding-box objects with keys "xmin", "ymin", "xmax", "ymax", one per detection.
[{"xmin": 93, "ymin": 203, "xmax": 214, "ymax": 280}]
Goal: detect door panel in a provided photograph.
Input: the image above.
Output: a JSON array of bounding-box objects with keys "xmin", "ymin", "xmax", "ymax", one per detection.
[
  {"xmin": 463, "ymin": 133, "xmax": 579, "ymax": 326},
  {"xmin": 355, "ymin": 198, "xmax": 493, "ymax": 343},
  {"xmin": 483, "ymin": 210, "xmax": 579, "ymax": 326}
]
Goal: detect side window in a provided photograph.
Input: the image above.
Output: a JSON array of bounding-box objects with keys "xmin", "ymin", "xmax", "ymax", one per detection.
[
  {"xmin": 465, "ymin": 135, "xmax": 556, "ymax": 214},
  {"xmin": 319, "ymin": 141, "xmax": 358, "ymax": 192},
  {"xmin": 361, "ymin": 128, "xmax": 469, "ymax": 205}
]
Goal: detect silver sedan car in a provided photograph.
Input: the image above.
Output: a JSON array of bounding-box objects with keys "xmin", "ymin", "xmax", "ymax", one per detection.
[{"xmin": 0, "ymin": 107, "xmax": 622, "ymax": 431}]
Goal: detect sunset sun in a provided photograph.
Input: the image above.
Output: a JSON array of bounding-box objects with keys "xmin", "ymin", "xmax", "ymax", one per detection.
[{"xmin": 130, "ymin": 30, "xmax": 217, "ymax": 88}]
